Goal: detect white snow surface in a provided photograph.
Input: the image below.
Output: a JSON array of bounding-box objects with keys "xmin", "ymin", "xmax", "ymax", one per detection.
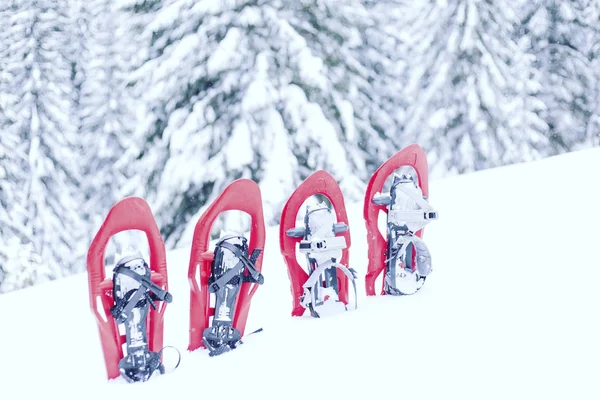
[{"xmin": 1, "ymin": 148, "xmax": 599, "ymax": 399}]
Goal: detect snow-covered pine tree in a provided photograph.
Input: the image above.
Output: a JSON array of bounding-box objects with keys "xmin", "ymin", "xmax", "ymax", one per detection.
[
  {"xmin": 1, "ymin": 0, "xmax": 85, "ymax": 290},
  {"xmin": 121, "ymin": 0, "xmax": 401, "ymax": 247},
  {"xmin": 77, "ymin": 0, "xmax": 134, "ymax": 232},
  {"xmin": 360, "ymin": 0, "xmax": 411, "ymax": 157},
  {"xmin": 0, "ymin": 104, "xmax": 42, "ymax": 292},
  {"xmin": 70, "ymin": 0, "xmax": 87, "ymax": 125},
  {"xmin": 0, "ymin": 2, "xmax": 48, "ymax": 292},
  {"xmin": 400, "ymin": 0, "xmax": 550, "ymax": 176},
  {"xmin": 283, "ymin": 0, "xmax": 406, "ymax": 170},
  {"xmin": 520, "ymin": 0, "xmax": 597, "ymax": 152},
  {"xmin": 585, "ymin": 0, "xmax": 600, "ymax": 146}
]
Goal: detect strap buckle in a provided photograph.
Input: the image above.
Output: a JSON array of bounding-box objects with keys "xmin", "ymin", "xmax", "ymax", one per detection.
[
  {"xmin": 208, "ymin": 281, "xmax": 221, "ymax": 293},
  {"xmin": 298, "ymin": 236, "xmax": 347, "ymax": 253}
]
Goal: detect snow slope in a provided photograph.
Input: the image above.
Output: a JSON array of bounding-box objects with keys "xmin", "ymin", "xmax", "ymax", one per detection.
[{"xmin": 1, "ymin": 148, "xmax": 599, "ymax": 400}]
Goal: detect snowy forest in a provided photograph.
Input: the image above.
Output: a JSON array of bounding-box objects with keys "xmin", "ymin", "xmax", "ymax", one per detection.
[{"xmin": 0, "ymin": 0, "xmax": 599, "ymax": 293}]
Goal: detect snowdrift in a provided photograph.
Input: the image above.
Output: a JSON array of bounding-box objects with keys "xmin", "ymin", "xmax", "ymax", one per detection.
[{"xmin": 1, "ymin": 148, "xmax": 599, "ymax": 400}]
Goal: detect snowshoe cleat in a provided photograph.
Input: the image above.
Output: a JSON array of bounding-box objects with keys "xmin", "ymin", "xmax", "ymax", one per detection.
[
  {"xmin": 187, "ymin": 179, "xmax": 266, "ymax": 353},
  {"xmin": 280, "ymin": 170, "xmax": 357, "ymax": 317},
  {"xmin": 110, "ymin": 255, "xmax": 175, "ymax": 382},
  {"xmin": 202, "ymin": 234, "xmax": 264, "ymax": 356},
  {"xmin": 364, "ymin": 144, "xmax": 438, "ymax": 296}
]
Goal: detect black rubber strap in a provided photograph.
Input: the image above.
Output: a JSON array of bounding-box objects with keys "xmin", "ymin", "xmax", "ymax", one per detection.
[
  {"xmin": 208, "ymin": 259, "xmax": 245, "ymax": 293},
  {"xmin": 208, "ymin": 243, "xmax": 263, "ymax": 292},
  {"xmin": 218, "ymin": 242, "xmax": 263, "ymax": 281},
  {"xmin": 113, "ymin": 266, "xmax": 173, "ymax": 302},
  {"xmin": 111, "ymin": 266, "xmax": 173, "ymax": 323},
  {"xmin": 120, "ymin": 287, "xmax": 147, "ymax": 321}
]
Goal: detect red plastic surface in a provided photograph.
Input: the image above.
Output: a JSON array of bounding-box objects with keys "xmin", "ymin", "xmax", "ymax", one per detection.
[
  {"xmin": 279, "ymin": 170, "xmax": 352, "ymax": 317},
  {"xmin": 187, "ymin": 179, "xmax": 266, "ymax": 351},
  {"xmin": 363, "ymin": 144, "xmax": 430, "ymax": 296},
  {"xmin": 86, "ymin": 197, "xmax": 169, "ymax": 380}
]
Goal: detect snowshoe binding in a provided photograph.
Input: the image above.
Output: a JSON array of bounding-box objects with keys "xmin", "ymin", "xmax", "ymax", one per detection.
[
  {"xmin": 286, "ymin": 203, "xmax": 358, "ymax": 318},
  {"xmin": 109, "ymin": 255, "xmax": 176, "ymax": 383},
  {"xmin": 373, "ymin": 170, "xmax": 438, "ymax": 295},
  {"xmin": 202, "ymin": 234, "xmax": 264, "ymax": 357}
]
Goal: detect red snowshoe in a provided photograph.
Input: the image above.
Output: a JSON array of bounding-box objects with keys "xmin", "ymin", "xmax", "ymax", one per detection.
[
  {"xmin": 364, "ymin": 144, "xmax": 438, "ymax": 296},
  {"xmin": 279, "ymin": 170, "xmax": 357, "ymax": 318},
  {"xmin": 87, "ymin": 197, "xmax": 172, "ymax": 381},
  {"xmin": 187, "ymin": 179, "xmax": 265, "ymax": 355}
]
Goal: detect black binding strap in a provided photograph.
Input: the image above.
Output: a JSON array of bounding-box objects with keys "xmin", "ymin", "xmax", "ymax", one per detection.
[
  {"xmin": 110, "ymin": 265, "xmax": 173, "ymax": 323},
  {"xmin": 208, "ymin": 241, "xmax": 264, "ymax": 293},
  {"xmin": 113, "ymin": 266, "xmax": 172, "ymax": 302}
]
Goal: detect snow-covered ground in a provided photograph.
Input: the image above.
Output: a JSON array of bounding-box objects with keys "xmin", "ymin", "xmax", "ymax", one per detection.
[{"xmin": 1, "ymin": 148, "xmax": 599, "ymax": 399}]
